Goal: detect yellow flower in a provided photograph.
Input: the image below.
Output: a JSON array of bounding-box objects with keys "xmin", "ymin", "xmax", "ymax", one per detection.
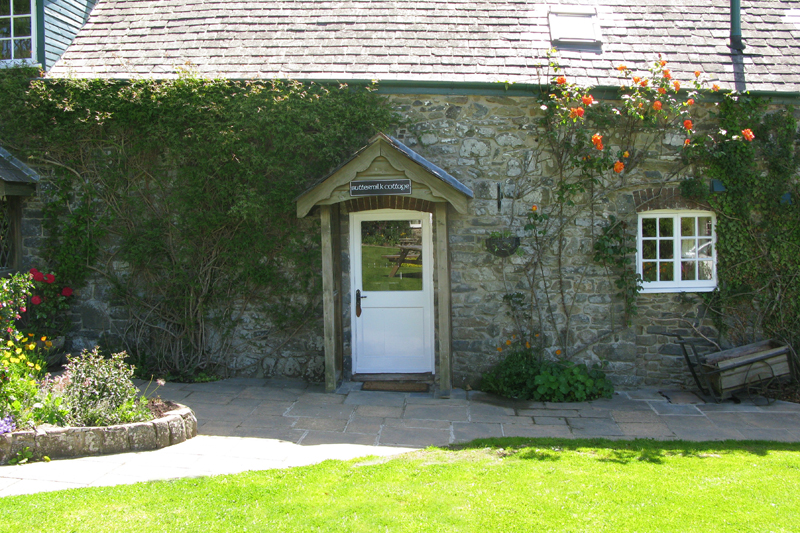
[
  {"xmin": 6, "ymin": 340, "xmax": 13, "ymax": 347},
  {"xmin": 29, "ymin": 380, "xmax": 35, "ymax": 386},
  {"xmin": 45, "ymin": 341, "xmax": 53, "ymax": 348},
  {"xmin": 27, "ymin": 343, "xmax": 36, "ymax": 351},
  {"xmin": 27, "ymin": 333, "xmax": 33, "ymax": 337},
  {"xmin": 19, "ymin": 354, "xmax": 25, "ymax": 361},
  {"xmin": 27, "ymin": 362, "xmax": 34, "ymax": 367},
  {"xmin": 10, "ymin": 357, "xmax": 19, "ymax": 364},
  {"xmin": 15, "ymin": 348, "xmax": 22, "ymax": 355},
  {"xmin": 34, "ymin": 364, "xmax": 41, "ymax": 371},
  {"xmin": 1, "ymin": 360, "xmax": 8, "ymax": 366}
]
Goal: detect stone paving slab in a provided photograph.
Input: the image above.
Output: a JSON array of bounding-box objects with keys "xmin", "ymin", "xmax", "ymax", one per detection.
[
  {"xmin": 285, "ymin": 403, "xmax": 356, "ymax": 419},
  {"xmin": 617, "ymin": 423, "xmax": 674, "ymax": 438},
  {"xmin": 384, "ymin": 418, "xmax": 451, "ymax": 430},
  {"xmin": 533, "ymin": 416, "xmax": 568, "ymax": 426},
  {"xmin": 379, "ymin": 426, "xmax": 451, "ymax": 447},
  {"xmin": 343, "ymin": 391, "xmax": 407, "ymax": 407},
  {"xmin": 403, "ymin": 404, "xmax": 468, "ymax": 421},
  {"xmin": 452, "ymin": 422, "xmax": 503, "ymax": 442},
  {"xmin": 649, "ymin": 402, "xmax": 704, "ymax": 416},
  {"xmin": 355, "ymin": 405, "xmax": 404, "ymax": 418},
  {"xmin": 502, "ymin": 425, "xmax": 572, "ymax": 438},
  {"xmin": 567, "ymin": 417, "xmax": 624, "ymax": 436}
]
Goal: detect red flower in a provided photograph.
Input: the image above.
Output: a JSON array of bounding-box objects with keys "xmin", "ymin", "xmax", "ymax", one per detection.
[
  {"xmin": 19, "ymin": 307, "xmax": 26, "ymax": 313},
  {"xmin": 45, "ymin": 274, "xmax": 55, "ymax": 284},
  {"xmin": 640, "ymin": 79, "xmax": 649, "ymax": 87},
  {"xmin": 742, "ymin": 129, "xmax": 755, "ymax": 141},
  {"xmin": 658, "ymin": 87, "xmax": 667, "ymax": 95},
  {"xmin": 632, "ymin": 76, "xmax": 641, "ymax": 84},
  {"xmin": 592, "ymin": 133, "xmax": 603, "ymax": 145},
  {"xmin": 686, "ymin": 98, "xmax": 695, "ymax": 106},
  {"xmin": 660, "ymin": 60, "xmax": 667, "ymax": 67},
  {"xmin": 556, "ymin": 76, "xmax": 566, "ymax": 85},
  {"xmin": 653, "ymin": 101, "xmax": 663, "ymax": 111},
  {"xmin": 613, "ymin": 161, "xmax": 625, "ymax": 173},
  {"xmin": 694, "ymin": 70, "xmax": 702, "ymax": 78},
  {"xmin": 62, "ymin": 287, "xmax": 74, "ymax": 297},
  {"xmin": 712, "ymin": 84, "xmax": 720, "ymax": 92},
  {"xmin": 684, "ymin": 119, "xmax": 693, "ymax": 131},
  {"xmin": 32, "ymin": 271, "xmax": 45, "ymax": 282},
  {"xmin": 684, "ymin": 139, "xmax": 691, "ymax": 146},
  {"xmin": 31, "ymin": 296, "xmax": 42, "ymax": 305},
  {"xmin": 29, "ymin": 268, "xmax": 39, "ymax": 275},
  {"xmin": 673, "ymin": 81, "xmax": 681, "ymax": 91},
  {"xmin": 576, "ymin": 107, "xmax": 585, "ymax": 117},
  {"xmin": 581, "ymin": 94, "xmax": 594, "ymax": 106},
  {"xmin": 662, "ymin": 69, "xmax": 671, "ymax": 80}
]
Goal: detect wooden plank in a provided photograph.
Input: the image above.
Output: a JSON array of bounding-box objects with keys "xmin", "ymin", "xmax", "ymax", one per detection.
[
  {"xmin": 707, "ymin": 354, "xmax": 790, "ymax": 394},
  {"xmin": 705, "ymin": 339, "xmax": 779, "ymax": 364},
  {"xmin": 435, "ymin": 203, "xmax": 452, "ymax": 397},
  {"xmin": 714, "ymin": 345, "xmax": 789, "ymax": 370},
  {"xmin": 320, "ymin": 205, "xmax": 337, "ymax": 392},
  {"xmin": 331, "ymin": 203, "xmax": 343, "ymax": 384}
]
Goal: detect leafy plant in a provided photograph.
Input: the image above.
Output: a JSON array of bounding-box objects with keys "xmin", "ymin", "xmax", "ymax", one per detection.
[
  {"xmin": 17, "ymin": 267, "xmax": 73, "ymax": 337},
  {"xmin": 481, "ymin": 342, "xmax": 614, "ymax": 402}
]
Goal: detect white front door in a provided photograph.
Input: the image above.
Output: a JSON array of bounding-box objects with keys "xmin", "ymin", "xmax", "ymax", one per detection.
[{"xmin": 350, "ymin": 210, "xmax": 434, "ymax": 374}]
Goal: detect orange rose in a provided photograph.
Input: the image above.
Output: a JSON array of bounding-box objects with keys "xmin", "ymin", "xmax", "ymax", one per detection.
[
  {"xmin": 531, "ymin": 205, "xmax": 538, "ymax": 211},
  {"xmin": 673, "ymin": 81, "xmax": 681, "ymax": 91},
  {"xmin": 662, "ymin": 69, "xmax": 671, "ymax": 80},
  {"xmin": 640, "ymin": 79, "xmax": 649, "ymax": 87},
  {"xmin": 653, "ymin": 101, "xmax": 662, "ymax": 111},
  {"xmin": 617, "ymin": 65, "xmax": 627, "ymax": 71},
  {"xmin": 686, "ymin": 98, "xmax": 695, "ymax": 106},
  {"xmin": 660, "ymin": 60, "xmax": 667, "ymax": 67},
  {"xmin": 694, "ymin": 70, "xmax": 702, "ymax": 78},
  {"xmin": 613, "ymin": 161, "xmax": 624, "ymax": 173},
  {"xmin": 556, "ymin": 76, "xmax": 567, "ymax": 85},
  {"xmin": 742, "ymin": 128, "xmax": 755, "ymax": 141},
  {"xmin": 658, "ymin": 87, "xmax": 667, "ymax": 95},
  {"xmin": 684, "ymin": 139, "xmax": 691, "ymax": 146},
  {"xmin": 576, "ymin": 107, "xmax": 584, "ymax": 117},
  {"xmin": 684, "ymin": 119, "xmax": 693, "ymax": 130},
  {"xmin": 712, "ymin": 84, "xmax": 720, "ymax": 92},
  {"xmin": 582, "ymin": 95, "xmax": 594, "ymax": 106},
  {"xmin": 633, "ymin": 76, "xmax": 641, "ymax": 84}
]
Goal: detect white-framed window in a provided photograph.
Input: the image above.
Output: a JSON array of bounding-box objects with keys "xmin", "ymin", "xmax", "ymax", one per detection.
[
  {"xmin": 548, "ymin": 6, "xmax": 602, "ymax": 45},
  {"xmin": 637, "ymin": 210, "xmax": 717, "ymax": 293},
  {"xmin": 0, "ymin": 0, "xmax": 36, "ymax": 64}
]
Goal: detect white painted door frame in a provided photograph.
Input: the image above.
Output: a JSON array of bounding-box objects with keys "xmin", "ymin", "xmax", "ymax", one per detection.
[{"xmin": 350, "ymin": 209, "xmax": 434, "ymax": 374}]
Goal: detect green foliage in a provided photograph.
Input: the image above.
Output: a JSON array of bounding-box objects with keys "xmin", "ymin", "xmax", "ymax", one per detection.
[
  {"xmin": 0, "ymin": 70, "xmax": 397, "ymax": 375},
  {"xmin": 687, "ymin": 94, "xmax": 800, "ymax": 347},
  {"xmin": 56, "ymin": 348, "xmax": 151, "ymax": 427},
  {"xmin": 481, "ymin": 343, "xmax": 614, "ymax": 402},
  {"xmin": 592, "ymin": 216, "xmax": 642, "ymax": 324},
  {"xmin": 0, "ymin": 272, "xmax": 32, "ymax": 336}
]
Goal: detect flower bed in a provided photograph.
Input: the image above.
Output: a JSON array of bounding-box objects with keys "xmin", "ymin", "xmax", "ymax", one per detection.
[{"xmin": 0, "ymin": 404, "xmax": 197, "ymax": 465}]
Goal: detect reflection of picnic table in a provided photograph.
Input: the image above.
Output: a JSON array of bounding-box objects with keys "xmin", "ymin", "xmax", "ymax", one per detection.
[{"xmin": 382, "ymin": 244, "xmax": 422, "ymax": 277}]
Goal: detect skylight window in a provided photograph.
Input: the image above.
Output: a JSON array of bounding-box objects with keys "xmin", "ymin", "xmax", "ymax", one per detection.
[{"xmin": 548, "ymin": 6, "xmax": 602, "ymax": 46}]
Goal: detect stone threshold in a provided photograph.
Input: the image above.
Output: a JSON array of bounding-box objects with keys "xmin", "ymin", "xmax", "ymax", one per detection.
[{"xmin": 0, "ymin": 404, "xmax": 198, "ymax": 465}]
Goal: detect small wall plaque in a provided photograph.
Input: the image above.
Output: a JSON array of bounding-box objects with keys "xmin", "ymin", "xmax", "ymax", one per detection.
[{"xmin": 350, "ymin": 179, "xmax": 411, "ymax": 197}]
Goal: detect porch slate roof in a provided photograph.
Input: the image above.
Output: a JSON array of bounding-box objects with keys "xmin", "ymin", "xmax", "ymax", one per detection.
[
  {"xmin": 0, "ymin": 147, "xmax": 39, "ymax": 186},
  {"xmin": 49, "ymin": 0, "xmax": 800, "ymax": 94}
]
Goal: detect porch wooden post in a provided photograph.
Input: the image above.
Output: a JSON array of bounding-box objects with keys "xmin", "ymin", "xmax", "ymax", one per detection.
[
  {"xmin": 320, "ymin": 205, "xmax": 339, "ymax": 392},
  {"xmin": 435, "ymin": 203, "xmax": 452, "ymax": 396}
]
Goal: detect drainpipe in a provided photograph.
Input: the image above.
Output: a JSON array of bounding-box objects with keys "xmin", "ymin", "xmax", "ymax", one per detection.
[{"xmin": 730, "ymin": 0, "xmax": 745, "ymax": 51}]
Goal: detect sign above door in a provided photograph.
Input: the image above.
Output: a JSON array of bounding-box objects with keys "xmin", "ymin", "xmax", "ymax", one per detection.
[{"xmin": 350, "ymin": 179, "xmax": 411, "ymax": 197}]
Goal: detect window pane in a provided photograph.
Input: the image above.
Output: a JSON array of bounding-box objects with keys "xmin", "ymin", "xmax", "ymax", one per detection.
[
  {"xmin": 681, "ymin": 238, "xmax": 696, "ymax": 259},
  {"xmin": 12, "ymin": 0, "xmax": 29, "ymax": 16},
  {"xmin": 642, "ymin": 218, "xmax": 656, "ymax": 238},
  {"xmin": 681, "ymin": 216, "xmax": 696, "ymax": 236},
  {"xmin": 659, "ymin": 240, "xmax": 673, "ymax": 259},
  {"xmin": 642, "ymin": 262, "xmax": 657, "ymax": 282},
  {"xmin": 12, "ymin": 37, "xmax": 29, "ymax": 58},
  {"xmin": 0, "ymin": 0, "xmax": 10, "ymax": 17},
  {"xmin": 659, "ymin": 262, "xmax": 674, "ymax": 281},
  {"xmin": 0, "ymin": 39, "xmax": 9, "ymax": 60},
  {"xmin": 681, "ymin": 260, "xmax": 696, "ymax": 280},
  {"xmin": 699, "ymin": 216, "xmax": 712, "ymax": 237},
  {"xmin": 361, "ymin": 220, "xmax": 422, "ymax": 292},
  {"xmin": 659, "ymin": 217, "xmax": 673, "ymax": 237},
  {"xmin": 698, "ymin": 260, "xmax": 713, "ymax": 280},
  {"xmin": 698, "ymin": 238, "xmax": 712, "ymax": 258},
  {"xmin": 13, "ymin": 15, "xmax": 29, "ymax": 37},
  {"xmin": 0, "ymin": 19, "xmax": 9, "ymax": 38},
  {"xmin": 642, "ymin": 240, "xmax": 656, "ymax": 260}
]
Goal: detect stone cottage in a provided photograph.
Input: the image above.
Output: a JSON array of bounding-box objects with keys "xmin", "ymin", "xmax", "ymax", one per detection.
[{"xmin": 12, "ymin": 0, "xmax": 800, "ymax": 393}]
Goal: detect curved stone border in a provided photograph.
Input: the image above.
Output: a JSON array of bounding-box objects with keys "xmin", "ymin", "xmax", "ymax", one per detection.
[{"xmin": 0, "ymin": 405, "xmax": 197, "ymax": 465}]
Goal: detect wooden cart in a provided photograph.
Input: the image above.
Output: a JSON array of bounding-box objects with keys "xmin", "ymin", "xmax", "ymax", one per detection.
[{"xmin": 676, "ymin": 337, "xmax": 796, "ymax": 402}]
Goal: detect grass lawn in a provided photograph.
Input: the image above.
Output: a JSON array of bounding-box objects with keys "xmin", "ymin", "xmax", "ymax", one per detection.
[{"xmin": 2, "ymin": 438, "xmax": 799, "ymax": 532}]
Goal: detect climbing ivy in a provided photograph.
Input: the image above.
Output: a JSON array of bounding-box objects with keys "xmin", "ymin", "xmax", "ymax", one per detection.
[
  {"xmin": 685, "ymin": 94, "xmax": 800, "ymax": 347},
  {"xmin": 0, "ymin": 70, "xmax": 397, "ymax": 376}
]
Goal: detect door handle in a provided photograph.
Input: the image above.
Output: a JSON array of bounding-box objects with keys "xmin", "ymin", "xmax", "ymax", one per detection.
[{"xmin": 356, "ymin": 289, "xmax": 367, "ymax": 317}]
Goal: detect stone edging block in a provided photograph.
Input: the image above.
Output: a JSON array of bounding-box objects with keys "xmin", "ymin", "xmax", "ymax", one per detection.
[{"xmin": 0, "ymin": 404, "xmax": 197, "ymax": 465}]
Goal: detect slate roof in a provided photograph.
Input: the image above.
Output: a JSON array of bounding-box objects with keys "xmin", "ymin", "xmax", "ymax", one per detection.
[
  {"xmin": 49, "ymin": 0, "xmax": 800, "ymax": 94},
  {"xmin": 0, "ymin": 147, "xmax": 39, "ymax": 185}
]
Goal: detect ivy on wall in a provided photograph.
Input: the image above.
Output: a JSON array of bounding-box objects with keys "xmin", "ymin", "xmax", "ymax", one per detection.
[
  {"xmin": 685, "ymin": 94, "xmax": 800, "ymax": 348},
  {"xmin": 0, "ymin": 69, "xmax": 396, "ymax": 376}
]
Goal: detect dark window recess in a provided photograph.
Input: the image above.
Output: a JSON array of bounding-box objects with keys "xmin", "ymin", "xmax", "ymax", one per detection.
[{"xmin": 0, "ymin": 195, "xmax": 20, "ymax": 272}]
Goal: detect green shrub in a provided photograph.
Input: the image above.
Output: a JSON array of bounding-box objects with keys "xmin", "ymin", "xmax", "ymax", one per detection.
[
  {"xmin": 481, "ymin": 344, "xmax": 614, "ymax": 402},
  {"xmin": 58, "ymin": 348, "xmax": 151, "ymax": 427}
]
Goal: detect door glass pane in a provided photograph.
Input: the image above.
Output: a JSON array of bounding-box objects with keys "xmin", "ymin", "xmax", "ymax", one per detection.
[
  {"xmin": 659, "ymin": 217, "xmax": 673, "ymax": 237},
  {"xmin": 0, "ymin": 19, "xmax": 9, "ymax": 38},
  {"xmin": 682, "ymin": 260, "xmax": 696, "ymax": 280},
  {"xmin": 0, "ymin": 0, "xmax": 10, "ymax": 17},
  {"xmin": 361, "ymin": 219, "xmax": 422, "ymax": 291},
  {"xmin": 642, "ymin": 218, "xmax": 656, "ymax": 238},
  {"xmin": 681, "ymin": 216, "xmax": 696, "ymax": 237},
  {"xmin": 0, "ymin": 40, "xmax": 9, "ymax": 60}
]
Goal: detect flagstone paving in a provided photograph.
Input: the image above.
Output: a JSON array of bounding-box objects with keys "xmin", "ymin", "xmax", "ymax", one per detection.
[{"xmin": 1, "ymin": 377, "xmax": 799, "ymax": 497}]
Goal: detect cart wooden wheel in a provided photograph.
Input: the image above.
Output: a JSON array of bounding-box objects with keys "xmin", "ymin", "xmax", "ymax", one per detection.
[{"xmin": 744, "ymin": 360, "xmax": 777, "ymax": 405}]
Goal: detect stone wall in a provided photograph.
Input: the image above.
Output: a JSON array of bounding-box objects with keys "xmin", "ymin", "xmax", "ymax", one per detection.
[{"xmin": 17, "ymin": 91, "xmax": 726, "ymax": 390}]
